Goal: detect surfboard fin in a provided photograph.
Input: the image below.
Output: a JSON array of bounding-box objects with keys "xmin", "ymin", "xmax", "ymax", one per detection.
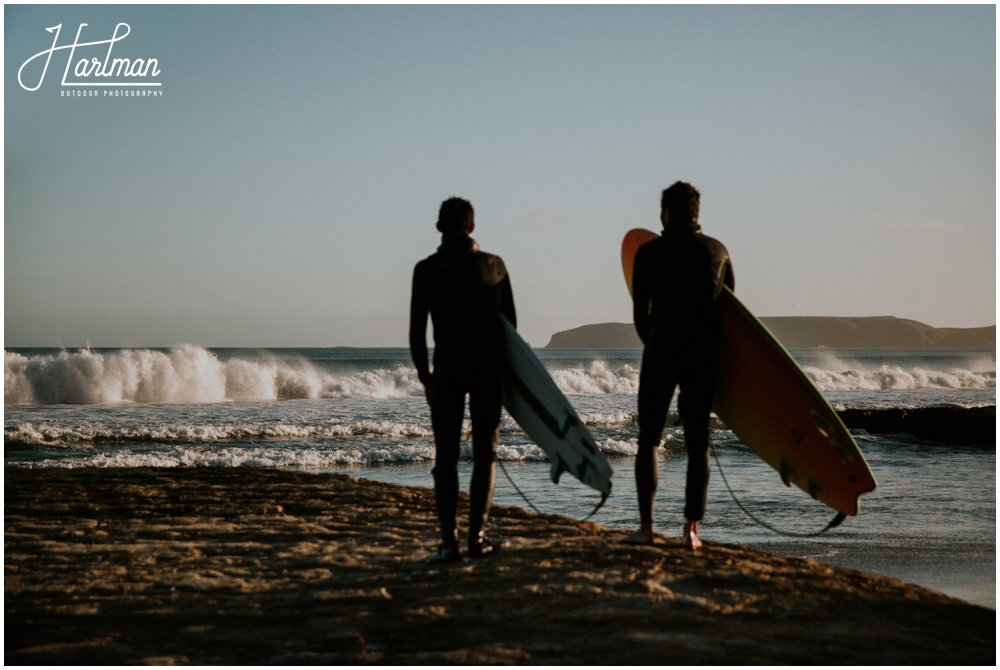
[
  {"xmin": 808, "ymin": 478, "xmax": 824, "ymax": 500},
  {"xmin": 550, "ymin": 455, "xmax": 569, "ymax": 484},
  {"xmin": 779, "ymin": 459, "xmax": 795, "ymax": 487},
  {"xmin": 558, "ymin": 412, "xmax": 577, "ymax": 436}
]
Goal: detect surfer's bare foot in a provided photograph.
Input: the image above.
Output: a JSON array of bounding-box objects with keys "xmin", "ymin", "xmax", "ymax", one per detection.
[
  {"xmin": 683, "ymin": 520, "xmax": 702, "ymax": 552},
  {"xmin": 622, "ymin": 523, "xmax": 655, "ymax": 545}
]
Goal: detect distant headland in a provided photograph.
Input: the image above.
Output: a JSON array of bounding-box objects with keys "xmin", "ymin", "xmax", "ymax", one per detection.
[{"xmin": 545, "ymin": 317, "xmax": 996, "ymax": 349}]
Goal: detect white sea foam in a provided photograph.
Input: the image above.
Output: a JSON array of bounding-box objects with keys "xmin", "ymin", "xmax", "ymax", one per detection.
[
  {"xmin": 549, "ymin": 361, "xmax": 639, "ymax": 395},
  {"xmin": 802, "ymin": 363, "xmax": 996, "ymax": 391},
  {"xmin": 6, "ymin": 346, "xmax": 994, "ymax": 407},
  {"xmin": 20, "ymin": 445, "xmax": 439, "ymax": 469},
  {"xmin": 577, "ymin": 411, "xmax": 636, "ymax": 426},
  {"xmin": 551, "ymin": 356, "xmax": 995, "ymax": 395},
  {"xmin": 5, "ymin": 347, "xmax": 424, "ymax": 405},
  {"xmin": 5, "ymin": 419, "xmax": 435, "ymax": 445},
  {"xmin": 14, "ymin": 435, "xmax": 642, "ymax": 469},
  {"xmin": 599, "ymin": 438, "xmax": 639, "ymax": 457}
]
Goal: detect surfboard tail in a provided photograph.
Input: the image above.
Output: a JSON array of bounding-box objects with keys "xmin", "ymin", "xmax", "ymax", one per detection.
[{"xmin": 502, "ymin": 316, "xmax": 615, "ymax": 499}]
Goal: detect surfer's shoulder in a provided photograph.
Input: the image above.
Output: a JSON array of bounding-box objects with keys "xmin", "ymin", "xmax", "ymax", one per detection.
[
  {"xmin": 473, "ymin": 249, "xmax": 509, "ymax": 284},
  {"xmin": 636, "ymin": 235, "xmax": 664, "ymax": 252},
  {"xmin": 634, "ymin": 235, "xmax": 665, "ymax": 264},
  {"xmin": 474, "ymin": 248, "xmax": 505, "ymax": 265},
  {"xmin": 698, "ymin": 233, "xmax": 730, "ymax": 255},
  {"xmin": 413, "ymin": 253, "xmax": 437, "ymax": 274}
]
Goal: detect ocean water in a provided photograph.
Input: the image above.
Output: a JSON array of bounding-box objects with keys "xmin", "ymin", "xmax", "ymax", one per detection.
[{"xmin": 4, "ymin": 346, "xmax": 996, "ymax": 608}]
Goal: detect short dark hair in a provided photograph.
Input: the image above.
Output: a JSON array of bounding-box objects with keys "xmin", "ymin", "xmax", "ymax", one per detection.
[
  {"xmin": 661, "ymin": 182, "xmax": 700, "ymax": 223},
  {"xmin": 437, "ymin": 197, "xmax": 474, "ymax": 234}
]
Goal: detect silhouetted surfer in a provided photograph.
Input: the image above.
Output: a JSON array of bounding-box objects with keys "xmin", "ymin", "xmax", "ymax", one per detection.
[
  {"xmin": 625, "ymin": 182, "xmax": 735, "ymax": 550},
  {"xmin": 410, "ymin": 197, "xmax": 516, "ymax": 563}
]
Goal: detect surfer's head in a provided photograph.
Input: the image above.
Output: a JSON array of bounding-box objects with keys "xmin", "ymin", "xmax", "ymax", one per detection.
[
  {"xmin": 660, "ymin": 181, "xmax": 700, "ymax": 231},
  {"xmin": 437, "ymin": 197, "xmax": 475, "ymax": 235}
]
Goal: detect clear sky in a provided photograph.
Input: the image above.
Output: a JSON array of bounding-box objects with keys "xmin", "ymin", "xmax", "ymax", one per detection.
[{"xmin": 5, "ymin": 4, "xmax": 996, "ymax": 348}]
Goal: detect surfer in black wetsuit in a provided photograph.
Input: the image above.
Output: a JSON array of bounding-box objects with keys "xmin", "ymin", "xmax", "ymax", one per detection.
[
  {"xmin": 625, "ymin": 181, "xmax": 734, "ymax": 550},
  {"xmin": 410, "ymin": 197, "xmax": 516, "ymax": 563}
]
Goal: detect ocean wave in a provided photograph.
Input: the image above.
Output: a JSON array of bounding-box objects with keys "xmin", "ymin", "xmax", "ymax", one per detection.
[
  {"xmin": 838, "ymin": 406, "xmax": 995, "ymax": 446},
  {"xmin": 7, "ymin": 403, "xmax": 991, "ymax": 470},
  {"xmin": 4, "ymin": 347, "xmax": 424, "ymax": 405},
  {"xmin": 800, "ymin": 351, "xmax": 995, "ymax": 391},
  {"xmin": 4, "ymin": 410, "xmax": 642, "ymax": 448},
  {"xmin": 549, "ymin": 362, "xmax": 640, "ymax": 395},
  {"xmin": 8, "ymin": 346, "xmax": 993, "ymax": 408},
  {"xmin": 8, "ymin": 438, "xmax": 640, "ymax": 470},
  {"xmin": 13, "ymin": 445, "xmax": 436, "ymax": 469},
  {"xmin": 805, "ymin": 366, "xmax": 995, "ymax": 391},
  {"xmin": 4, "ymin": 419, "xmax": 435, "ymax": 446},
  {"xmin": 576, "ymin": 411, "xmax": 637, "ymax": 426},
  {"xmin": 4, "ymin": 348, "xmax": 641, "ymax": 406},
  {"xmin": 7, "ymin": 400, "xmax": 991, "ymax": 452}
]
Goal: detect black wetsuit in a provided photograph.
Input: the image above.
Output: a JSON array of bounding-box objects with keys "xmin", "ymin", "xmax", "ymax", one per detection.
[
  {"xmin": 409, "ymin": 233, "xmax": 516, "ymax": 544},
  {"xmin": 632, "ymin": 222, "xmax": 734, "ymax": 523}
]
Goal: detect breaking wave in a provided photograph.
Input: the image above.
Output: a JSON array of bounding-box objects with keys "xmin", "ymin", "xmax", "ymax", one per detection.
[
  {"xmin": 4, "ymin": 348, "xmax": 645, "ymax": 406},
  {"xmin": 4, "ymin": 419, "xmax": 435, "ymax": 446},
  {"xmin": 801, "ymin": 360, "xmax": 995, "ymax": 392},
  {"xmin": 549, "ymin": 361, "xmax": 640, "ymax": 395},
  {"xmin": 6, "ymin": 437, "xmax": 638, "ymax": 470},
  {"xmin": 5, "ymin": 346, "xmax": 994, "ymax": 407},
  {"xmin": 5, "ymin": 346, "xmax": 423, "ymax": 405}
]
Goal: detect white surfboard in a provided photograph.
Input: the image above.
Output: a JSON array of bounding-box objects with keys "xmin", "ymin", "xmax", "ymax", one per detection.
[{"xmin": 501, "ymin": 317, "xmax": 613, "ymax": 499}]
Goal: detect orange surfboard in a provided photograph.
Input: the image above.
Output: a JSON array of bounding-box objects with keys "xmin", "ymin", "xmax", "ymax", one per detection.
[{"xmin": 622, "ymin": 228, "xmax": 877, "ymax": 515}]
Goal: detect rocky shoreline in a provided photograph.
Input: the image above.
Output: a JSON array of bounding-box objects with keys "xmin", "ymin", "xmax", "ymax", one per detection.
[{"xmin": 5, "ymin": 467, "xmax": 994, "ymax": 664}]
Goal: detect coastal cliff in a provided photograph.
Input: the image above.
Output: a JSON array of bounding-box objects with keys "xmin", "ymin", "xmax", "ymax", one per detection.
[{"xmin": 545, "ymin": 317, "xmax": 995, "ymax": 349}]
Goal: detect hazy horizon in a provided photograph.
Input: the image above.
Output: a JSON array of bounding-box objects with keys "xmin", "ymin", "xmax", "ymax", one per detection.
[
  {"xmin": 4, "ymin": 311, "xmax": 995, "ymax": 351},
  {"xmin": 5, "ymin": 5, "xmax": 995, "ymax": 348}
]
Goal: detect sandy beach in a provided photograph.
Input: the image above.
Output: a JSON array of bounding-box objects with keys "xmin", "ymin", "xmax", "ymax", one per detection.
[{"xmin": 5, "ymin": 467, "xmax": 993, "ymax": 665}]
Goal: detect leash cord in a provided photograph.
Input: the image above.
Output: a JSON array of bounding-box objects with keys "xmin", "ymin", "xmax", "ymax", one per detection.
[
  {"xmin": 711, "ymin": 444, "xmax": 846, "ymax": 537},
  {"xmin": 498, "ymin": 448, "xmax": 843, "ymax": 534},
  {"xmin": 497, "ymin": 460, "xmax": 607, "ymax": 522}
]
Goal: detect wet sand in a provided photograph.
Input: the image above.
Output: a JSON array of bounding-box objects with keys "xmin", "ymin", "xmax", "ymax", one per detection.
[{"xmin": 5, "ymin": 468, "xmax": 993, "ymax": 665}]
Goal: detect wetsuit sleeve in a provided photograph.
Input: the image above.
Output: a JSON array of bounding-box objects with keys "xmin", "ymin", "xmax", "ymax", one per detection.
[
  {"xmin": 632, "ymin": 246, "xmax": 652, "ymax": 345},
  {"xmin": 709, "ymin": 240, "xmax": 734, "ymax": 298},
  {"xmin": 408, "ymin": 263, "xmax": 433, "ymax": 388}
]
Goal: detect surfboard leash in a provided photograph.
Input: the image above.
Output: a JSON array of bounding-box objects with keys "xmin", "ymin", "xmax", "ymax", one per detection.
[
  {"xmin": 710, "ymin": 445, "xmax": 846, "ymax": 538},
  {"xmin": 497, "ymin": 460, "xmax": 608, "ymax": 522}
]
